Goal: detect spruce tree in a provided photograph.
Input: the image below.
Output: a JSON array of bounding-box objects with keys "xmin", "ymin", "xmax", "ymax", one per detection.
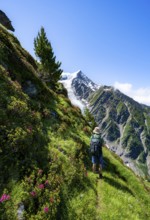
[{"xmin": 34, "ymin": 27, "xmax": 62, "ymax": 85}]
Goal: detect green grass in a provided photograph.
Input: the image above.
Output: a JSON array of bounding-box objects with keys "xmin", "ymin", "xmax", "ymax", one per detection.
[
  {"xmin": 96, "ymin": 148, "xmax": 150, "ymax": 220},
  {"xmin": 54, "ymin": 146, "xmax": 150, "ymax": 220}
]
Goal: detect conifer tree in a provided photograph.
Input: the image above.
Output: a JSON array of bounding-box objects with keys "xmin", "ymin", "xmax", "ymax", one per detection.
[{"xmin": 34, "ymin": 26, "xmax": 62, "ymax": 85}]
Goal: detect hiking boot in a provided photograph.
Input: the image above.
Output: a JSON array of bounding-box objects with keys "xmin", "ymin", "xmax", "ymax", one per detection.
[{"xmin": 99, "ymin": 173, "xmax": 103, "ymax": 179}]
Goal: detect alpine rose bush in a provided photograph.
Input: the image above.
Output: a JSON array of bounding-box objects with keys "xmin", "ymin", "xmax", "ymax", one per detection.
[
  {"xmin": 20, "ymin": 169, "xmax": 62, "ymax": 219},
  {"xmin": 0, "ymin": 194, "xmax": 10, "ymax": 202}
]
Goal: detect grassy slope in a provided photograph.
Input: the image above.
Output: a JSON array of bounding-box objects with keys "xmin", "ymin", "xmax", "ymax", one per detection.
[
  {"xmin": 0, "ymin": 25, "xmax": 91, "ymax": 219},
  {"xmin": 97, "ymin": 147, "xmax": 150, "ymax": 220},
  {"xmin": 69, "ymin": 147, "xmax": 150, "ymax": 220},
  {"xmin": 0, "ymin": 25, "xmax": 150, "ymax": 220}
]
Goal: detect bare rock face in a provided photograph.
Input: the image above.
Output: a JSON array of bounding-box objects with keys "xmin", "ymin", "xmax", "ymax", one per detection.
[
  {"xmin": 0, "ymin": 10, "xmax": 15, "ymax": 31},
  {"xmin": 22, "ymin": 80, "xmax": 38, "ymax": 97}
]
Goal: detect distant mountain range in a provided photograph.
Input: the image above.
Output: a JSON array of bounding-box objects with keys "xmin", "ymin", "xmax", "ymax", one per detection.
[{"xmin": 60, "ymin": 70, "xmax": 150, "ymax": 177}]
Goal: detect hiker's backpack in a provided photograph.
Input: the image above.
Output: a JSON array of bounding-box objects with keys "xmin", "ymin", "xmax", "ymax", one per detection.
[{"xmin": 90, "ymin": 134, "xmax": 103, "ymax": 156}]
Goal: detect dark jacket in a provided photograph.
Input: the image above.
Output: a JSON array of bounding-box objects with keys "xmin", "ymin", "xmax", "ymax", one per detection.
[{"xmin": 90, "ymin": 133, "xmax": 104, "ymax": 156}]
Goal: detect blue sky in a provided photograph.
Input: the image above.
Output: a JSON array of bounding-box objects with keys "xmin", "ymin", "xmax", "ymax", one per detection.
[{"xmin": 1, "ymin": 0, "xmax": 150, "ymax": 105}]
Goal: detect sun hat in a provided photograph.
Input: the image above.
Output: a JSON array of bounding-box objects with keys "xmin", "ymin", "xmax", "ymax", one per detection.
[{"xmin": 93, "ymin": 127, "xmax": 100, "ymax": 134}]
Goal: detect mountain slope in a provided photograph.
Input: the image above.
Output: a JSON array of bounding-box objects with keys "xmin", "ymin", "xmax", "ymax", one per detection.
[
  {"xmin": 68, "ymin": 147, "xmax": 150, "ymax": 220},
  {"xmin": 0, "ymin": 24, "xmax": 92, "ymax": 219},
  {"xmin": 61, "ymin": 71, "xmax": 150, "ymax": 178},
  {"xmin": 60, "ymin": 70, "xmax": 99, "ymax": 110},
  {"xmin": 97, "ymin": 147, "xmax": 150, "ymax": 220},
  {"xmin": 0, "ymin": 20, "xmax": 150, "ymax": 220},
  {"xmin": 89, "ymin": 86, "xmax": 150, "ymax": 177}
]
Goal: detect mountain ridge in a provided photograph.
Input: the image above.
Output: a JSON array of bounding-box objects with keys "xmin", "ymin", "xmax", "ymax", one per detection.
[{"xmin": 60, "ymin": 71, "xmax": 150, "ymax": 178}]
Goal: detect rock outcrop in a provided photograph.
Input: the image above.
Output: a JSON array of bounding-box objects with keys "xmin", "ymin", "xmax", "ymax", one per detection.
[{"xmin": 0, "ymin": 10, "xmax": 15, "ymax": 31}]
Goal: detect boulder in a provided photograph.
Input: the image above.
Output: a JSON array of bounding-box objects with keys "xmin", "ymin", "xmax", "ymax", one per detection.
[{"xmin": 0, "ymin": 10, "xmax": 15, "ymax": 31}]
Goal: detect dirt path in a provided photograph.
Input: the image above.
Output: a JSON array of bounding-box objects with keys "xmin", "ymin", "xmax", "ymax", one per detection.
[{"xmin": 96, "ymin": 178, "xmax": 103, "ymax": 220}]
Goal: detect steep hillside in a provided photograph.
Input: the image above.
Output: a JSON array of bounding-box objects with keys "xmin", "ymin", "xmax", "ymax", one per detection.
[
  {"xmin": 96, "ymin": 147, "xmax": 150, "ymax": 220},
  {"xmin": 69, "ymin": 146, "xmax": 150, "ymax": 220},
  {"xmin": 0, "ymin": 23, "xmax": 150, "ymax": 220},
  {"xmin": 0, "ymin": 24, "xmax": 92, "ymax": 219}
]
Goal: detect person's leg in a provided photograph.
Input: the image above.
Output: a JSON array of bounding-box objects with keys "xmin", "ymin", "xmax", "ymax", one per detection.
[
  {"xmin": 98, "ymin": 164, "xmax": 102, "ymax": 178},
  {"xmin": 92, "ymin": 156, "xmax": 97, "ymax": 173},
  {"xmin": 98, "ymin": 155, "xmax": 103, "ymax": 178},
  {"xmin": 92, "ymin": 163, "xmax": 96, "ymax": 173}
]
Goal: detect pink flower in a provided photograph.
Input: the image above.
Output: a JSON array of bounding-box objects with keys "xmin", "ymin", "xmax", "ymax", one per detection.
[
  {"xmin": 27, "ymin": 126, "xmax": 32, "ymax": 133},
  {"xmin": 45, "ymin": 180, "xmax": 49, "ymax": 185},
  {"xmin": 38, "ymin": 184, "xmax": 44, "ymax": 189},
  {"xmin": 44, "ymin": 207, "xmax": 49, "ymax": 213},
  {"xmin": 30, "ymin": 191, "xmax": 36, "ymax": 197},
  {"xmin": 38, "ymin": 169, "xmax": 43, "ymax": 175},
  {"xmin": 0, "ymin": 194, "xmax": 10, "ymax": 202}
]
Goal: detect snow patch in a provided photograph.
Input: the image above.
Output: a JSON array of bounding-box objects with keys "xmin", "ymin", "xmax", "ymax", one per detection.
[{"xmin": 60, "ymin": 71, "xmax": 86, "ymax": 112}]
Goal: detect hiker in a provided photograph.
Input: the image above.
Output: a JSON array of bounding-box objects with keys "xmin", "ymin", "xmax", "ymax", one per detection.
[{"xmin": 90, "ymin": 127, "xmax": 104, "ymax": 179}]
